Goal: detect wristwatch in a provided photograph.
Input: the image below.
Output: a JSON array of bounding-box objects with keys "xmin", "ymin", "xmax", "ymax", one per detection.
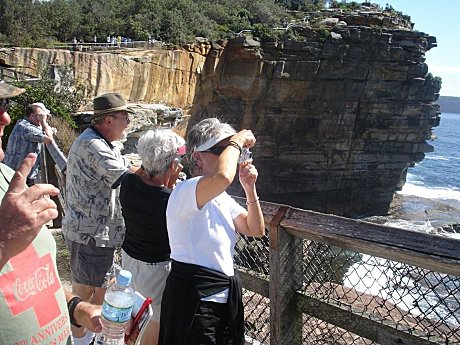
[{"xmin": 67, "ymin": 296, "xmax": 83, "ymax": 328}]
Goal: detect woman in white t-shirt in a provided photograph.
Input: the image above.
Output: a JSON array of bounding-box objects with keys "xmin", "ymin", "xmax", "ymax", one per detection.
[{"xmin": 159, "ymin": 118, "xmax": 265, "ymax": 345}]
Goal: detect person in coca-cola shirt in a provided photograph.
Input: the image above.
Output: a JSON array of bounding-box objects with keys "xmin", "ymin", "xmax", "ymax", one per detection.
[{"xmin": 0, "ymin": 82, "xmax": 103, "ymax": 345}]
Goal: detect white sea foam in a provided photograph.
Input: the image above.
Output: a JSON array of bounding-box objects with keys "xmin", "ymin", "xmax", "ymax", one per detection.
[
  {"xmin": 424, "ymin": 155, "xmax": 449, "ymax": 161},
  {"xmin": 383, "ymin": 219, "xmax": 434, "ymax": 232},
  {"xmin": 344, "ymin": 255, "xmax": 460, "ymax": 326},
  {"xmin": 398, "ymin": 183, "xmax": 460, "ymax": 201}
]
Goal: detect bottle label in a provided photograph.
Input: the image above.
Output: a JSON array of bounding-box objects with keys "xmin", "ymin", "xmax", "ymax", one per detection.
[{"xmin": 101, "ymin": 301, "xmax": 134, "ymax": 323}]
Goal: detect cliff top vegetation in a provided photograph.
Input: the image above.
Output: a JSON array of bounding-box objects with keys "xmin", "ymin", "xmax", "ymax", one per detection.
[{"xmin": 0, "ymin": 0, "xmax": 413, "ymax": 46}]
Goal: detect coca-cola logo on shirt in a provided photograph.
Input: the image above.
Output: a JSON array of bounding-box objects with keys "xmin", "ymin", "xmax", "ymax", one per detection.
[
  {"xmin": 14, "ymin": 264, "xmax": 56, "ymax": 301},
  {"xmin": 0, "ymin": 245, "xmax": 62, "ymax": 328}
]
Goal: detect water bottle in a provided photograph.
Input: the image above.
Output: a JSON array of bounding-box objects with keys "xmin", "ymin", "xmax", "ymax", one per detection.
[{"xmin": 95, "ymin": 269, "xmax": 135, "ymax": 345}]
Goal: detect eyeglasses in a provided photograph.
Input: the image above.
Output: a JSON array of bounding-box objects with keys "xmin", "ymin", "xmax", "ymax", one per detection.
[
  {"xmin": 202, "ymin": 145, "xmax": 226, "ymax": 156},
  {"xmin": 112, "ymin": 113, "xmax": 131, "ymax": 122},
  {"xmin": 0, "ymin": 99, "xmax": 9, "ymax": 112}
]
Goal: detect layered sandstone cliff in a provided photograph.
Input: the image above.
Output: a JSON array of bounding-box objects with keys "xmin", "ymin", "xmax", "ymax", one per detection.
[
  {"xmin": 0, "ymin": 10, "xmax": 440, "ymax": 217},
  {"xmin": 191, "ymin": 29, "xmax": 440, "ymax": 217}
]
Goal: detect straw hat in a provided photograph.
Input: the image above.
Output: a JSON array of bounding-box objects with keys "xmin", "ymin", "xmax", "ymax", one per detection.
[{"xmin": 92, "ymin": 92, "xmax": 135, "ymax": 118}]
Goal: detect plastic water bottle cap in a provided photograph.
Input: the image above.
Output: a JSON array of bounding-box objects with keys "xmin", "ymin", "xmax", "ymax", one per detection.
[{"xmin": 117, "ymin": 269, "xmax": 132, "ymax": 286}]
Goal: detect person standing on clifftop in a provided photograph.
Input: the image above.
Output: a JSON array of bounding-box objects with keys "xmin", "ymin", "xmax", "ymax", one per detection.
[
  {"xmin": 159, "ymin": 118, "xmax": 265, "ymax": 345},
  {"xmin": 4, "ymin": 102, "xmax": 55, "ymax": 186},
  {"xmin": 62, "ymin": 92, "xmax": 138, "ymax": 344},
  {"xmin": 120, "ymin": 128, "xmax": 185, "ymax": 345}
]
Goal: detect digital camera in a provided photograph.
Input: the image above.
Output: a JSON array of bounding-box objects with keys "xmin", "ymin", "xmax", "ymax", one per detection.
[{"xmin": 238, "ymin": 148, "xmax": 253, "ymax": 164}]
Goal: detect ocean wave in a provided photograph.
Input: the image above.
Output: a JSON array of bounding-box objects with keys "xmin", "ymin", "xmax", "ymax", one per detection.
[
  {"xmin": 398, "ymin": 183, "xmax": 460, "ymax": 201},
  {"xmin": 424, "ymin": 156, "xmax": 449, "ymax": 161}
]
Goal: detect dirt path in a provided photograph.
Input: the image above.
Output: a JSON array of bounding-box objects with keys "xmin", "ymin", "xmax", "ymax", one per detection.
[{"xmin": 51, "ymin": 228, "xmax": 72, "ymax": 290}]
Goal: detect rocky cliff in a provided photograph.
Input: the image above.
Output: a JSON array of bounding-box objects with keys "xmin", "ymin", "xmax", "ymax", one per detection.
[
  {"xmin": 0, "ymin": 8, "xmax": 440, "ymax": 217},
  {"xmin": 191, "ymin": 28, "xmax": 440, "ymax": 217}
]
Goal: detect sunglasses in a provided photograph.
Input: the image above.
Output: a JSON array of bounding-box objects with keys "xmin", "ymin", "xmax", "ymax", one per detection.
[
  {"xmin": 0, "ymin": 99, "xmax": 9, "ymax": 112},
  {"xmin": 202, "ymin": 145, "xmax": 226, "ymax": 155}
]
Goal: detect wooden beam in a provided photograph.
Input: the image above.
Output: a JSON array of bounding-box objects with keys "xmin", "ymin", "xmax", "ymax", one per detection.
[
  {"xmin": 279, "ymin": 209, "xmax": 460, "ymax": 276},
  {"xmin": 269, "ymin": 207, "xmax": 303, "ymax": 345},
  {"xmin": 238, "ymin": 268, "xmax": 269, "ymax": 298},
  {"xmin": 246, "ymin": 198, "xmax": 460, "ymax": 275}
]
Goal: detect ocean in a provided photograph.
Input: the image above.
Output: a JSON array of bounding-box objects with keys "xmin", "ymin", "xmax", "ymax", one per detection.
[
  {"xmin": 350, "ymin": 112, "xmax": 460, "ymax": 328},
  {"xmin": 366, "ymin": 112, "xmax": 460, "ymax": 238}
]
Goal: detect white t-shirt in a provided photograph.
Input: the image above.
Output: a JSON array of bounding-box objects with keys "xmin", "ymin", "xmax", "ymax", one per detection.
[{"xmin": 166, "ymin": 176, "xmax": 245, "ymax": 277}]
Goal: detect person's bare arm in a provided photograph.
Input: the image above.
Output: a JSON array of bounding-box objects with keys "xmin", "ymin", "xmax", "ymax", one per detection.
[
  {"xmin": 233, "ymin": 161, "xmax": 265, "ymax": 237},
  {"xmin": 0, "ymin": 153, "xmax": 59, "ymax": 269},
  {"xmin": 195, "ymin": 130, "xmax": 256, "ymax": 209},
  {"xmin": 64, "ymin": 289, "xmax": 103, "ymax": 333}
]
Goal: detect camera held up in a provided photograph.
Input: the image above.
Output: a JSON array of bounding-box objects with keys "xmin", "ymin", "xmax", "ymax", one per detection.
[{"xmin": 238, "ymin": 148, "xmax": 252, "ymax": 164}]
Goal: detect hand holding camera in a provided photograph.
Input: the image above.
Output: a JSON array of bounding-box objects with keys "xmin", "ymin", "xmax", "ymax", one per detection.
[{"xmin": 238, "ymin": 148, "xmax": 252, "ymax": 164}]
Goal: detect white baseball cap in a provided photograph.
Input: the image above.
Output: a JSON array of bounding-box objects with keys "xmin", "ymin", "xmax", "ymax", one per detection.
[
  {"xmin": 32, "ymin": 102, "xmax": 51, "ymax": 115},
  {"xmin": 194, "ymin": 127, "xmax": 236, "ymax": 152}
]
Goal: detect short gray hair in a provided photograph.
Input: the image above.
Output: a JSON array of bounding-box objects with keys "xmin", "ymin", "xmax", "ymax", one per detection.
[
  {"xmin": 138, "ymin": 129, "xmax": 185, "ymax": 177},
  {"xmin": 186, "ymin": 118, "xmax": 236, "ymax": 174}
]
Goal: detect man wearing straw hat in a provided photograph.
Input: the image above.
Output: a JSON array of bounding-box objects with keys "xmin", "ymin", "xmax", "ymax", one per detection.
[{"xmin": 62, "ymin": 92, "xmax": 137, "ymax": 344}]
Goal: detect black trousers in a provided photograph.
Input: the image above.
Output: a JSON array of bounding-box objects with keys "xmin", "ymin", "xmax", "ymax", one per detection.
[{"xmin": 190, "ymin": 300, "xmax": 234, "ymax": 345}]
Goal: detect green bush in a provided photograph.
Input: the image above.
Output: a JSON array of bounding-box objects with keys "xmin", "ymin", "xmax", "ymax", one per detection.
[{"xmin": 425, "ymin": 72, "xmax": 442, "ymax": 89}]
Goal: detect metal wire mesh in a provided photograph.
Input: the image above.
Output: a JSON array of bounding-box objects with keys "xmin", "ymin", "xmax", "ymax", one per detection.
[
  {"xmin": 235, "ymin": 227, "xmax": 460, "ymax": 345},
  {"xmin": 301, "ymin": 240, "xmax": 460, "ymax": 344},
  {"xmin": 243, "ymin": 289, "xmax": 271, "ymax": 344},
  {"xmin": 236, "ymin": 233, "xmax": 271, "ymax": 344}
]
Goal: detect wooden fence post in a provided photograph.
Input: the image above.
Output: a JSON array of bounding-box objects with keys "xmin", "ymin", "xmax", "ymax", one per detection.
[
  {"xmin": 270, "ymin": 206, "xmax": 303, "ymax": 345},
  {"xmin": 43, "ymin": 147, "xmax": 64, "ymax": 228}
]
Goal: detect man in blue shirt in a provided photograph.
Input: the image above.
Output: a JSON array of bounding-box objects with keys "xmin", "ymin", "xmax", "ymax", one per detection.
[{"xmin": 4, "ymin": 102, "xmax": 55, "ymax": 186}]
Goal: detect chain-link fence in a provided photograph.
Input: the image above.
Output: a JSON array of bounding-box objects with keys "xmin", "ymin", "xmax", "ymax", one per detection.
[{"xmin": 235, "ymin": 220, "xmax": 460, "ymax": 345}]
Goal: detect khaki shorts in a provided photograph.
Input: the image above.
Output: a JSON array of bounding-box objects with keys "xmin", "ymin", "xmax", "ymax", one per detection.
[
  {"xmin": 122, "ymin": 249, "xmax": 171, "ymax": 321},
  {"xmin": 65, "ymin": 238, "xmax": 115, "ymax": 287}
]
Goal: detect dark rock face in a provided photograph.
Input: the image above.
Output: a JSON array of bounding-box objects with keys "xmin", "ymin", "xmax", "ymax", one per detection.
[{"xmin": 190, "ymin": 27, "xmax": 440, "ymax": 217}]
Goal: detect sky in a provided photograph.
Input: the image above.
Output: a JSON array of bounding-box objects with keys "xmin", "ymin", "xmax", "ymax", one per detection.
[{"xmin": 368, "ymin": 0, "xmax": 460, "ymax": 97}]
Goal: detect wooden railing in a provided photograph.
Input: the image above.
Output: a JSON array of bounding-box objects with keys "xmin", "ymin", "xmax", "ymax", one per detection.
[{"xmin": 235, "ymin": 198, "xmax": 460, "ymax": 345}]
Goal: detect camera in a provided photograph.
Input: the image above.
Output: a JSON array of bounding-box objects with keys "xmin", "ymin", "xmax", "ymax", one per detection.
[{"xmin": 238, "ymin": 148, "xmax": 252, "ymax": 164}]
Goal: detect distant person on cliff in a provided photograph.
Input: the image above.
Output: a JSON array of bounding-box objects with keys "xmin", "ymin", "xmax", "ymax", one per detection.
[
  {"xmin": 120, "ymin": 128, "xmax": 185, "ymax": 345},
  {"xmin": 4, "ymin": 102, "xmax": 55, "ymax": 186},
  {"xmin": 0, "ymin": 81, "xmax": 104, "ymax": 344},
  {"xmin": 159, "ymin": 118, "xmax": 265, "ymax": 345},
  {"xmin": 62, "ymin": 92, "xmax": 138, "ymax": 344}
]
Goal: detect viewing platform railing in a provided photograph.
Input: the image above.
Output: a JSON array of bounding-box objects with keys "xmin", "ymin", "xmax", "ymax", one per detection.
[
  {"xmin": 42, "ymin": 146, "xmax": 460, "ymax": 345},
  {"xmin": 50, "ymin": 41, "xmax": 163, "ymax": 53},
  {"xmin": 234, "ymin": 199, "xmax": 459, "ymax": 344}
]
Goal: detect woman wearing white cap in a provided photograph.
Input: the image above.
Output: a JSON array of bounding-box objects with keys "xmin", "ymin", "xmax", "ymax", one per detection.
[{"xmin": 159, "ymin": 118, "xmax": 265, "ymax": 345}]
